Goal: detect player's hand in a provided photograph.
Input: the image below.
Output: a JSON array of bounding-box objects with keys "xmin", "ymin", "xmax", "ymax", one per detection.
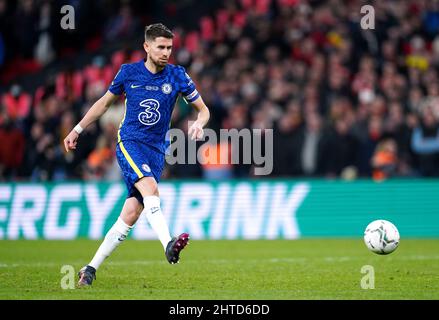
[
  {"xmin": 188, "ymin": 121, "xmax": 204, "ymax": 141},
  {"xmin": 64, "ymin": 130, "xmax": 79, "ymax": 152}
]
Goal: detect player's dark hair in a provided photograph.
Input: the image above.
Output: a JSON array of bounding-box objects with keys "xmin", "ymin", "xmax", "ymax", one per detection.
[{"xmin": 144, "ymin": 23, "xmax": 174, "ymax": 41}]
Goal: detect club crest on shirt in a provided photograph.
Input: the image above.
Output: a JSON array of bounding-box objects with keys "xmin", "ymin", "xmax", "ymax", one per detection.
[
  {"xmin": 142, "ymin": 164, "xmax": 151, "ymax": 173},
  {"xmin": 161, "ymin": 83, "xmax": 172, "ymax": 94}
]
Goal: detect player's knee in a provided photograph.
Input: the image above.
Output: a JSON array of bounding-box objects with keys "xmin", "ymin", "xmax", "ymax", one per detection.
[
  {"xmin": 127, "ymin": 208, "xmax": 141, "ymax": 222},
  {"xmin": 136, "ymin": 177, "xmax": 159, "ymax": 196},
  {"xmin": 149, "ymin": 184, "xmax": 159, "ymax": 196},
  {"xmin": 120, "ymin": 202, "xmax": 142, "ymax": 225}
]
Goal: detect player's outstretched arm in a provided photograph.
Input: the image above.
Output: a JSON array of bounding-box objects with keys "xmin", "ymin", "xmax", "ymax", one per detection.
[
  {"xmin": 188, "ymin": 96, "xmax": 210, "ymax": 141},
  {"xmin": 64, "ymin": 91, "xmax": 119, "ymax": 152}
]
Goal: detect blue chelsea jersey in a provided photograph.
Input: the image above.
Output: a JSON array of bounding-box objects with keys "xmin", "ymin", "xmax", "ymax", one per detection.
[{"xmin": 108, "ymin": 60, "xmax": 200, "ymax": 154}]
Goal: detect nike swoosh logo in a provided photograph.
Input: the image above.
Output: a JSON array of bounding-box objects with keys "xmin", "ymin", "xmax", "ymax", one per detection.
[{"xmin": 131, "ymin": 84, "xmax": 142, "ymax": 89}]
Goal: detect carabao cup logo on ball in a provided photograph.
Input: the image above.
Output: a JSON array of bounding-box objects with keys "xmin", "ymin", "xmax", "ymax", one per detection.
[{"xmin": 138, "ymin": 99, "xmax": 161, "ymax": 126}]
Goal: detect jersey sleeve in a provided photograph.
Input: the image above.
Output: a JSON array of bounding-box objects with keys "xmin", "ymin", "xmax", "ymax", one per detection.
[
  {"xmin": 108, "ymin": 65, "xmax": 126, "ymax": 95},
  {"xmin": 177, "ymin": 66, "xmax": 200, "ymax": 103}
]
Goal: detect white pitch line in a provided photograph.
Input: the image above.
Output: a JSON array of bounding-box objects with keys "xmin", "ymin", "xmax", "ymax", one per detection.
[{"xmin": 1, "ymin": 255, "xmax": 439, "ymax": 268}]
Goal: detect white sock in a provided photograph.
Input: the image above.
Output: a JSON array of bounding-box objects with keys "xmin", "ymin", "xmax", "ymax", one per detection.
[
  {"xmin": 88, "ymin": 217, "xmax": 132, "ymax": 270},
  {"xmin": 144, "ymin": 196, "xmax": 172, "ymax": 251}
]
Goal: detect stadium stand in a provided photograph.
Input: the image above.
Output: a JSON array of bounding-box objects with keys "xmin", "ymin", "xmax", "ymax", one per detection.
[{"xmin": 1, "ymin": 0, "xmax": 439, "ymax": 181}]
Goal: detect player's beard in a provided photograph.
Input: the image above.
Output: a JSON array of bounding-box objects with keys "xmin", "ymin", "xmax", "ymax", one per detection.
[{"xmin": 151, "ymin": 55, "xmax": 168, "ymax": 68}]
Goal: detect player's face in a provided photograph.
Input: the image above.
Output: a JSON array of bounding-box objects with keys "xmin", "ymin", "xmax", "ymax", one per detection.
[{"xmin": 144, "ymin": 37, "xmax": 173, "ymax": 68}]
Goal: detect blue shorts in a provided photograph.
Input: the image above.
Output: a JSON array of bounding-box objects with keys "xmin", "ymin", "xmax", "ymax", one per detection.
[{"xmin": 116, "ymin": 140, "xmax": 165, "ymax": 204}]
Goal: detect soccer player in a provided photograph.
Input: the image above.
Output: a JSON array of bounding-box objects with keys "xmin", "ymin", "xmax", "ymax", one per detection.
[{"xmin": 64, "ymin": 23, "xmax": 210, "ymax": 287}]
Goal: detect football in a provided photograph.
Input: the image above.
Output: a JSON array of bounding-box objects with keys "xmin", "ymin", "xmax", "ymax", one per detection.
[{"xmin": 364, "ymin": 220, "xmax": 400, "ymax": 255}]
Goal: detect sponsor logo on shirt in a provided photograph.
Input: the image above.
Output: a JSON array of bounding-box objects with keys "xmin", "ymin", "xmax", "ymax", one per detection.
[{"xmin": 138, "ymin": 99, "xmax": 161, "ymax": 126}]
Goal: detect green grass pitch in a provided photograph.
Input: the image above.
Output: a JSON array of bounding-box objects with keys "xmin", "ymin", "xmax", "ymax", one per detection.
[{"xmin": 0, "ymin": 239, "xmax": 438, "ymax": 299}]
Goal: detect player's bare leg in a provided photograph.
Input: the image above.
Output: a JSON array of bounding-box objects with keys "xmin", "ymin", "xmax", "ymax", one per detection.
[
  {"xmin": 135, "ymin": 177, "xmax": 190, "ymax": 264},
  {"xmin": 78, "ymin": 198, "xmax": 143, "ymax": 287}
]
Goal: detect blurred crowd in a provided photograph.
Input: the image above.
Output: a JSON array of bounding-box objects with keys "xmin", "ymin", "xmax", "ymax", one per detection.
[
  {"xmin": 2, "ymin": 0, "xmax": 439, "ymax": 182},
  {"xmin": 0, "ymin": 0, "xmax": 154, "ymax": 83}
]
